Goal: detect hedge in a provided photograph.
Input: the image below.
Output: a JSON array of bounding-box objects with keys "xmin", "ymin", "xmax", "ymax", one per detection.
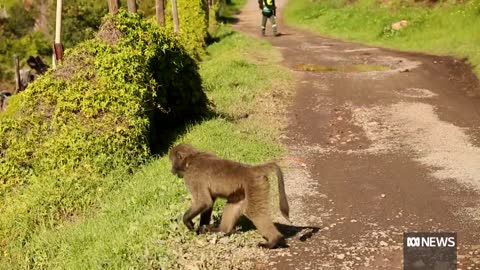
[{"xmin": 0, "ymin": 10, "xmax": 208, "ymax": 205}]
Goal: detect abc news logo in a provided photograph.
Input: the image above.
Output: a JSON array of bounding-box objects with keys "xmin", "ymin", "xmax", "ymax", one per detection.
[
  {"xmin": 406, "ymin": 235, "xmax": 456, "ymax": 248},
  {"xmin": 403, "ymin": 232, "xmax": 457, "ymax": 270}
]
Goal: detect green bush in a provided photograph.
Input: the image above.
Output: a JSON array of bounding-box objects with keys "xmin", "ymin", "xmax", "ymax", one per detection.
[
  {"xmin": 0, "ymin": 10, "xmax": 208, "ymax": 247},
  {"xmin": 164, "ymin": 0, "xmax": 209, "ymax": 57},
  {"xmin": 0, "ymin": 9, "xmax": 207, "ymax": 191},
  {"xmin": 0, "ymin": 32, "xmax": 50, "ymax": 84}
]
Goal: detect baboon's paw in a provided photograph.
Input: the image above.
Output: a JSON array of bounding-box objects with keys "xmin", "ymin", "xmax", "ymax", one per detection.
[{"xmin": 197, "ymin": 225, "xmax": 216, "ymax": 234}]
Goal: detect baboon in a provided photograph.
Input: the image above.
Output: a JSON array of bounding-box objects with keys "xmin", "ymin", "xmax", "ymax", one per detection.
[{"xmin": 169, "ymin": 143, "xmax": 289, "ymax": 248}]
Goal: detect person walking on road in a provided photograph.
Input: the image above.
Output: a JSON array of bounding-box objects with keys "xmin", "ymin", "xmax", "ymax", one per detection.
[{"xmin": 258, "ymin": 0, "xmax": 279, "ymax": 36}]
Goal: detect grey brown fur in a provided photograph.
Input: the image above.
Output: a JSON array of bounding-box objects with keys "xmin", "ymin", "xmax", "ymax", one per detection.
[{"xmin": 169, "ymin": 143, "xmax": 289, "ymax": 248}]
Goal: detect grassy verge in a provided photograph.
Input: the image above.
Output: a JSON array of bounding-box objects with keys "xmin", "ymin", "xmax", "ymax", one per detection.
[
  {"xmin": 0, "ymin": 24, "xmax": 292, "ymax": 269},
  {"xmin": 284, "ymin": 0, "xmax": 480, "ymax": 76},
  {"xmin": 218, "ymin": 0, "xmax": 247, "ymax": 21}
]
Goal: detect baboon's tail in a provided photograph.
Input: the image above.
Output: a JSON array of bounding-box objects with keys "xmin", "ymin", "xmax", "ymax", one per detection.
[{"xmin": 259, "ymin": 163, "xmax": 290, "ymax": 221}]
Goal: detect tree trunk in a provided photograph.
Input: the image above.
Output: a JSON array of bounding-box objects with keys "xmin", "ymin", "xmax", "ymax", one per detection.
[
  {"xmin": 171, "ymin": 0, "xmax": 179, "ymax": 33},
  {"xmin": 127, "ymin": 0, "xmax": 137, "ymax": 13},
  {"xmin": 108, "ymin": 0, "xmax": 119, "ymax": 14},
  {"xmin": 34, "ymin": 0, "xmax": 49, "ymax": 36},
  {"xmin": 155, "ymin": 0, "xmax": 165, "ymax": 26}
]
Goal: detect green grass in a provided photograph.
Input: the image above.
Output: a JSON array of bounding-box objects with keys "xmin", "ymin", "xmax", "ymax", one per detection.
[
  {"xmin": 0, "ymin": 24, "xmax": 291, "ymax": 269},
  {"xmin": 284, "ymin": 0, "xmax": 480, "ymax": 76},
  {"xmin": 219, "ymin": 0, "xmax": 247, "ymax": 20}
]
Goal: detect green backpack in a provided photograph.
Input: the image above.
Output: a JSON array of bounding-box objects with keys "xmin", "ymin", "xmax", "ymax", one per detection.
[{"xmin": 262, "ymin": 6, "xmax": 272, "ymax": 14}]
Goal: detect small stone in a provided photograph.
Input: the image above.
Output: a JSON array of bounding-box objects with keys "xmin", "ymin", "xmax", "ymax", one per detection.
[
  {"xmin": 185, "ymin": 265, "xmax": 200, "ymax": 270},
  {"xmin": 381, "ymin": 194, "xmax": 386, "ymax": 198},
  {"xmin": 380, "ymin": 241, "xmax": 388, "ymax": 247},
  {"xmin": 209, "ymin": 236, "xmax": 217, "ymax": 244},
  {"xmin": 336, "ymin": 254, "xmax": 345, "ymax": 260},
  {"xmin": 412, "ymin": 260, "xmax": 426, "ymax": 268},
  {"xmin": 337, "ymin": 116, "xmax": 343, "ymax": 121},
  {"xmin": 350, "ymin": 219, "xmax": 358, "ymax": 223},
  {"xmin": 391, "ymin": 20, "xmax": 408, "ymax": 30},
  {"xmin": 218, "ymin": 237, "xmax": 229, "ymax": 244}
]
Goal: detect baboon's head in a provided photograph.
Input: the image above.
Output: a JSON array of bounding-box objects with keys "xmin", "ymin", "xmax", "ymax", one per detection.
[{"xmin": 169, "ymin": 143, "xmax": 198, "ymax": 178}]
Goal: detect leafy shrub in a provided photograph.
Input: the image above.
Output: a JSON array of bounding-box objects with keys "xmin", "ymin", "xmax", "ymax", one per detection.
[
  {"xmin": 0, "ymin": 32, "xmax": 50, "ymax": 84},
  {"xmin": 1, "ymin": 0, "xmax": 107, "ymax": 88},
  {"xmin": 164, "ymin": 0, "xmax": 209, "ymax": 57},
  {"xmin": 0, "ymin": 10, "xmax": 208, "ymax": 232},
  {"xmin": 0, "ymin": 1, "xmax": 36, "ymax": 38},
  {"xmin": 0, "ymin": 10, "xmax": 207, "ymax": 190}
]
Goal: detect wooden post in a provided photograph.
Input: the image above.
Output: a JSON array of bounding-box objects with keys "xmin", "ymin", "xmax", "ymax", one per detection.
[
  {"xmin": 53, "ymin": 0, "xmax": 64, "ymax": 68},
  {"xmin": 171, "ymin": 0, "xmax": 179, "ymax": 33},
  {"xmin": 156, "ymin": 0, "xmax": 165, "ymax": 26},
  {"xmin": 127, "ymin": 0, "xmax": 137, "ymax": 13},
  {"xmin": 203, "ymin": 0, "xmax": 209, "ymax": 27},
  {"xmin": 14, "ymin": 56, "xmax": 22, "ymax": 93},
  {"xmin": 108, "ymin": 0, "xmax": 119, "ymax": 14}
]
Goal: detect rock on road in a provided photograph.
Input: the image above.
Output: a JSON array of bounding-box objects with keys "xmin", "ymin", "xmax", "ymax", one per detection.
[{"xmin": 233, "ymin": 0, "xmax": 480, "ymax": 269}]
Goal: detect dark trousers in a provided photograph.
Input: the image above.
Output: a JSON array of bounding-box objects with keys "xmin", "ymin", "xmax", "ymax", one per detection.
[{"xmin": 261, "ymin": 14, "xmax": 277, "ymax": 35}]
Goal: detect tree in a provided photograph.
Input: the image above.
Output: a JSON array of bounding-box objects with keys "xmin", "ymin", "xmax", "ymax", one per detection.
[
  {"xmin": 171, "ymin": 0, "xmax": 179, "ymax": 33},
  {"xmin": 108, "ymin": 0, "xmax": 119, "ymax": 13},
  {"xmin": 155, "ymin": 0, "xmax": 164, "ymax": 26},
  {"xmin": 127, "ymin": 0, "xmax": 137, "ymax": 13}
]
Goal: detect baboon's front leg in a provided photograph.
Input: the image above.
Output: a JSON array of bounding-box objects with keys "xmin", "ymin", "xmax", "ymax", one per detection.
[
  {"xmin": 183, "ymin": 199, "xmax": 213, "ymax": 231},
  {"xmin": 199, "ymin": 197, "xmax": 216, "ymax": 227}
]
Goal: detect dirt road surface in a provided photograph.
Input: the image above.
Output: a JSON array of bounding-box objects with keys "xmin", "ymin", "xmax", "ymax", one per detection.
[{"xmin": 233, "ymin": 0, "xmax": 480, "ymax": 269}]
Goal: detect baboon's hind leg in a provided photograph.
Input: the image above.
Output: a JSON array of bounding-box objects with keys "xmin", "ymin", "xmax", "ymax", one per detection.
[
  {"xmin": 245, "ymin": 202, "xmax": 283, "ymax": 248},
  {"xmin": 249, "ymin": 214, "xmax": 283, "ymax": 249}
]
